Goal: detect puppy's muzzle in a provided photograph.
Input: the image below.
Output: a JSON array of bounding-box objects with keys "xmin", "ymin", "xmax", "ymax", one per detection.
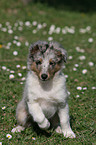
[{"xmin": 41, "ymin": 74, "xmax": 48, "ymax": 81}]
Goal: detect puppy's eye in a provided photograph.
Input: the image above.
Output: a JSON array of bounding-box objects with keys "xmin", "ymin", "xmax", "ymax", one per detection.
[
  {"xmin": 36, "ymin": 60, "xmax": 42, "ymax": 65},
  {"xmin": 50, "ymin": 61, "xmax": 55, "ymax": 66}
]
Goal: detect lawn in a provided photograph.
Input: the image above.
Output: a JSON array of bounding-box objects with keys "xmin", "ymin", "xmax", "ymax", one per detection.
[{"xmin": 0, "ymin": 0, "xmax": 96, "ymax": 144}]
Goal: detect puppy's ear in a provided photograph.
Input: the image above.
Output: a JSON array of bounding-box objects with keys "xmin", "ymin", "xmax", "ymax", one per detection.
[
  {"xmin": 50, "ymin": 42, "xmax": 67, "ymax": 63},
  {"xmin": 29, "ymin": 44, "xmax": 39, "ymax": 58},
  {"xmin": 27, "ymin": 44, "xmax": 39, "ymax": 70},
  {"xmin": 56, "ymin": 48, "xmax": 67, "ymax": 63},
  {"xmin": 60, "ymin": 48, "xmax": 67, "ymax": 63}
]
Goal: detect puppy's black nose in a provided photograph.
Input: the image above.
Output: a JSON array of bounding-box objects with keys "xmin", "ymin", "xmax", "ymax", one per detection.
[{"xmin": 41, "ymin": 74, "xmax": 48, "ymax": 80}]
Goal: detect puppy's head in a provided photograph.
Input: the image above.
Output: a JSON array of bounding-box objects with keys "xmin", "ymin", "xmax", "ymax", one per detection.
[{"xmin": 28, "ymin": 41, "xmax": 67, "ymax": 81}]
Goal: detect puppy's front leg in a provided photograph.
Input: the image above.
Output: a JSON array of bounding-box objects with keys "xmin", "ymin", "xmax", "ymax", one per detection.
[
  {"xmin": 27, "ymin": 102, "xmax": 50, "ymax": 130},
  {"xmin": 58, "ymin": 103, "xmax": 76, "ymax": 138}
]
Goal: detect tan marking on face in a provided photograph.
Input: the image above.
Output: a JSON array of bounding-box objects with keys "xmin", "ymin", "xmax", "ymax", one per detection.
[
  {"xmin": 49, "ymin": 59, "xmax": 54, "ymax": 63},
  {"xmin": 48, "ymin": 63, "xmax": 61, "ymax": 79},
  {"xmin": 39, "ymin": 58, "xmax": 43, "ymax": 63},
  {"xmin": 31, "ymin": 62, "xmax": 41, "ymax": 78},
  {"xmin": 49, "ymin": 59, "xmax": 53, "ymax": 63}
]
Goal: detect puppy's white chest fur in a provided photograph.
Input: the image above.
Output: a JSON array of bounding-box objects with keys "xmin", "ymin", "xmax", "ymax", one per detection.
[
  {"xmin": 37, "ymin": 99, "xmax": 57, "ymax": 118},
  {"xmin": 26, "ymin": 71, "xmax": 67, "ymax": 119}
]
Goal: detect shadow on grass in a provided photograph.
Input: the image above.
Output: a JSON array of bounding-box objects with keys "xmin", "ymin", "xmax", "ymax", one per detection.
[
  {"xmin": 70, "ymin": 115, "xmax": 76, "ymax": 129},
  {"xmin": 27, "ymin": 0, "xmax": 96, "ymax": 13},
  {"xmin": 32, "ymin": 122, "xmax": 52, "ymax": 137},
  {"xmin": 28, "ymin": 115, "xmax": 76, "ymax": 137}
]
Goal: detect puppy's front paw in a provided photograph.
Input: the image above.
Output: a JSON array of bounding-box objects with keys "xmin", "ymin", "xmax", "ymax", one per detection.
[
  {"xmin": 11, "ymin": 125, "xmax": 25, "ymax": 133},
  {"xmin": 63, "ymin": 129, "xmax": 76, "ymax": 138},
  {"xmin": 38, "ymin": 118, "xmax": 50, "ymax": 130}
]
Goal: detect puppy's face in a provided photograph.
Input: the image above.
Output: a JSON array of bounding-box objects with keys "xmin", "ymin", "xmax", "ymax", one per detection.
[{"xmin": 28, "ymin": 41, "xmax": 67, "ymax": 81}]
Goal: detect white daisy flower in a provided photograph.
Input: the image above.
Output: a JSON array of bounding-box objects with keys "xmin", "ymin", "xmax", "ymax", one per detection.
[
  {"xmin": 14, "ymin": 23, "xmax": 18, "ymax": 27},
  {"xmin": 37, "ymin": 24, "xmax": 42, "ymax": 29},
  {"xmin": 16, "ymin": 65, "xmax": 20, "ymax": 68},
  {"xmin": 80, "ymin": 49, "xmax": 85, "ymax": 53},
  {"xmin": 32, "ymin": 137, "xmax": 36, "ymax": 140},
  {"xmin": 18, "ymin": 73, "xmax": 22, "ymax": 77},
  {"xmin": 14, "ymin": 36, "xmax": 18, "ymax": 40},
  {"xmin": 13, "ymin": 51, "xmax": 18, "ymax": 56},
  {"xmin": 2, "ymin": 28, "xmax": 7, "ymax": 32},
  {"xmin": 25, "ymin": 41, "xmax": 29, "ymax": 46},
  {"xmin": 7, "ymin": 42, "xmax": 12, "ymax": 46},
  {"xmin": 8, "ymin": 25, "xmax": 12, "ymax": 29},
  {"xmin": 21, "ymin": 77, "xmax": 26, "ymax": 81},
  {"xmin": 77, "ymin": 86, "xmax": 82, "ymax": 90},
  {"xmin": 10, "ymin": 70, "xmax": 15, "ymax": 73},
  {"xmin": 2, "ymin": 106, "xmax": 6, "ymax": 110},
  {"xmin": 48, "ymin": 31, "xmax": 53, "ymax": 35},
  {"xmin": 68, "ymin": 56, "xmax": 73, "ymax": 60},
  {"xmin": 62, "ymin": 29, "xmax": 67, "ymax": 34},
  {"xmin": 48, "ymin": 37, "xmax": 53, "ymax": 41},
  {"xmin": 76, "ymin": 46, "xmax": 80, "ymax": 52},
  {"xmin": 68, "ymin": 28, "xmax": 75, "ymax": 34},
  {"xmin": 7, "ymin": 69, "xmax": 10, "ymax": 71},
  {"xmin": 73, "ymin": 68, "xmax": 77, "ymax": 71},
  {"xmin": 76, "ymin": 47, "xmax": 85, "ymax": 53},
  {"xmin": 75, "ymin": 64, "xmax": 79, "ymax": 67},
  {"xmin": 6, "ymin": 134, "xmax": 12, "ymax": 139},
  {"xmin": 88, "ymin": 62, "xmax": 94, "ymax": 66},
  {"xmin": 82, "ymin": 69, "xmax": 87, "ymax": 74},
  {"xmin": 65, "ymin": 75, "xmax": 68, "ymax": 78},
  {"xmin": 18, "ymin": 26, "xmax": 23, "ymax": 31},
  {"xmin": 22, "ymin": 66, "xmax": 26, "ymax": 69},
  {"xmin": 42, "ymin": 23, "xmax": 47, "ymax": 27},
  {"xmin": 9, "ymin": 74, "xmax": 15, "ymax": 79},
  {"xmin": 13, "ymin": 40, "xmax": 17, "ymax": 44},
  {"xmin": 32, "ymin": 21, "xmax": 37, "ymax": 26},
  {"xmin": 76, "ymin": 95, "xmax": 80, "ymax": 98},
  {"xmin": 55, "ymin": 27, "xmax": 61, "ymax": 34},
  {"xmin": 83, "ymin": 87, "xmax": 87, "ymax": 90},
  {"xmin": 19, "ymin": 21, "xmax": 23, "ymax": 26},
  {"xmin": 79, "ymin": 56, "xmax": 86, "ymax": 60},
  {"xmin": 92, "ymin": 87, "xmax": 96, "ymax": 90},
  {"xmin": 80, "ymin": 28, "xmax": 86, "ymax": 33},
  {"xmin": 25, "ymin": 21, "xmax": 31, "ymax": 26},
  {"xmin": 0, "ymin": 24, "xmax": 2, "ymax": 28},
  {"xmin": 88, "ymin": 38, "xmax": 93, "ymax": 43},
  {"xmin": 0, "ymin": 142, "xmax": 2, "ymax": 145},
  {"xmin": 6, "ymin": 45, "xmax": 10, "ymax": 49},
  {"xmin": 86, "ymin": 26, "xmax": 91, "ymax": 31},
  {"xmin": 20, "ymin": 82, "xmax": 23, "ymax": 85},
  {"xmin": 67, "ymin": 91, "xmax": 70, "ymax": 95},
  {"xmin": 33, "ymin": 29, "xmax": 37, "ymax": 34},
  {"xmin": 8, "ymin": 29, "xmax": 13, "ymax": 34},
  {"xmin": 49, "ymin": 25, "xmax": 55, "ymax": 32},
  {"xmin": 16, "ymin": 42, "xmax": 21, "ymax": 47},
  {"xmin": 2, "ymin": 66, "xmax": 7, "ymax": 70}
]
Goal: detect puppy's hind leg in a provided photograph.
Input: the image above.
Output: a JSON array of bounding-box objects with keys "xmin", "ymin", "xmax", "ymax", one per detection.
[
  {"xmin": 12, "ymin": 100, "xmax": 28, "ymax": 133},
  {"xmin": 16, "ymin": 100, "xmax": 28, "ymax": 126}
]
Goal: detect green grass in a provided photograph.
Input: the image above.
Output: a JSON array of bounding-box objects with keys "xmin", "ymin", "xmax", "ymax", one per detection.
[{"xmin": 0, "ymin": 0, "xmax": 96, "ymax": 144}]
